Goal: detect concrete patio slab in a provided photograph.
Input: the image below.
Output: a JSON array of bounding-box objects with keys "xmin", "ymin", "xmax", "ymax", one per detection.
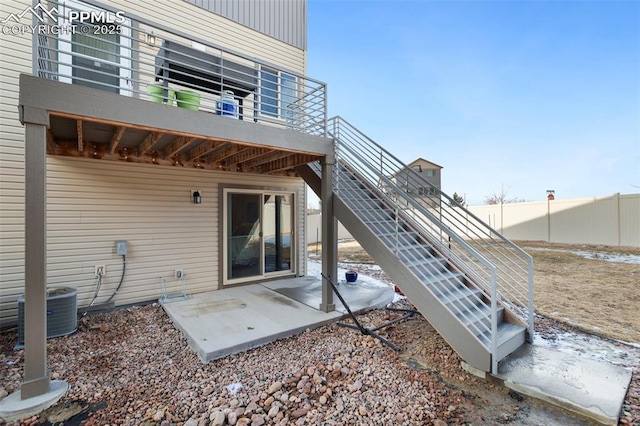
[
  {"xmin": 160, "ymin": 276, "xmax": 394, "ymax": 364},
  {"xmin": 263, "ymin": 275, "xmax": 394, "ymax": 314},
  {"xmin": 497, "ymin": 343, "xmax": 633, "ymax": 425}
]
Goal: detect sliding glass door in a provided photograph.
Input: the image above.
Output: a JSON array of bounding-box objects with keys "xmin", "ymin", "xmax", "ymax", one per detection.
[
  {"xmin": 227, "ymin": 193, "xmax": 261, "ymax": 280},
  {"xmin": 263, "ymin": 194, "xmax": 293, "ymax": 273},
  {"xmin": 225, "ymin": 190, "xmax": 294, "ymax": 284}
]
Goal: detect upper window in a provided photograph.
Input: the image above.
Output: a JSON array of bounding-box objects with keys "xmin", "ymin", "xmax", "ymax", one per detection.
[
  {"xmin": 260, "ymin": 67, "xmax": 297, "ymax": 120},
  {"xmin": 425, "ymin": 169, "xmax": 437, "ymax": 177},
  {"xmin": 58, "ymin": 0, "xmax": 131, "ymax": 95}
]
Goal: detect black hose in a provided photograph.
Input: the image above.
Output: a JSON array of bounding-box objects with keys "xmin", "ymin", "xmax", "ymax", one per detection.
[{"xmin": 104, "ymin": 255, "xmax": 126, "ymax": 304}]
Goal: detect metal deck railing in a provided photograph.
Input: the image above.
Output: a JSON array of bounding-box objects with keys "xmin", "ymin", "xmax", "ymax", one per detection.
[
  {"xmin": 329, "ymin": 117, "xmax": 534, "ymax": 360},
  {"xmin": 31, "ymin": 0, "xmax": 327, "ymax": 136}
]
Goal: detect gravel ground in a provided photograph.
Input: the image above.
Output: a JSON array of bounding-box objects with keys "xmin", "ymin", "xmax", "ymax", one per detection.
[
  {"xmin": 1, "ymin": 259, "xmax": 639, "ymax": 425},
  {"xmin": 0, "ymin": 296, "xmax": 638, "ymax": 425}
]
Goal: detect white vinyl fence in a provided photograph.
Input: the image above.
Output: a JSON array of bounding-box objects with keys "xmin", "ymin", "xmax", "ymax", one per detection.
[
  {"xmin": 307, "ymin": 193, "xmax": 639, "ymax": 248},
  {"xmin": 306, "ymin": 213, "xmax": 353, "ymax": 244},
  {"xmin": 465, "ymin": 193, "xmax": 639, "ymax": 247}
]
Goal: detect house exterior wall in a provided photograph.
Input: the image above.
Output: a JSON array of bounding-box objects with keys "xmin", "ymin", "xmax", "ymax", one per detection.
[
  {"xmin": 185, "ymin": 0, "xmax": 307, "ymax": 50},
  {"xmin": 408, "ymin": 158, "xmax": 442, "ymax": 191},
  {"xmin": 391, "ymin": 158, "xmax": 442, "ymax": 208},
  {"xmin": 104, "ymin": 0, "xmax": 306, "ymax": 74},
  {"xmin": 0, "ymin": 0, "xmax": 309, "ymax": 325}
]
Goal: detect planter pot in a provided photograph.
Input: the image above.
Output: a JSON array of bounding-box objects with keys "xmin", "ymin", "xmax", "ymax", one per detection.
[
  {"xmin": 176, "ymin": 90, "xmax": 201, "ymax": 110},
  {"xmin": 345, "ymin": 271, "xmax": 358, "ymax": 283},
  {"xmin": 146, "ymin": 84, "xmax": 175, "ymax": 105}
]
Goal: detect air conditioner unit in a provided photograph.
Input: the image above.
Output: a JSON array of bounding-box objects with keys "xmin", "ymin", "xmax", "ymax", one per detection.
[{"xmin": 17, "ymin": 287, "xmax": 78, "ymax": 347}]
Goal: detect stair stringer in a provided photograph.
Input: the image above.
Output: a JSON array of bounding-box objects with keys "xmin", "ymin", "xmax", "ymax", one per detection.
[
  {"xmin": 334, "ymin": 196, "xmax": 493, "ymax": 372},
  {"xmin": 296, "ymin": 164, "xmax": 321, "ymax": 196}
]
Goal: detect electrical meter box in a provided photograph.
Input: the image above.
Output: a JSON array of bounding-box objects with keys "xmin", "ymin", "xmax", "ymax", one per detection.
[{"xmin": 116, "ymin": 240, "xmax": 128, "ymax": 256}]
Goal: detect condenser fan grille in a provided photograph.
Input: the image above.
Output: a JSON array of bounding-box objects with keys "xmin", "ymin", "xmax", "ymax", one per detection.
[{"xmin": 17, "ymin": 287, "xmax": 78, "ymax": 347}]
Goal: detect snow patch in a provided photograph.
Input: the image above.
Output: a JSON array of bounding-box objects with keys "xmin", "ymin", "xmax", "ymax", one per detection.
[
  {"xmin": 306, "ymin": 260, "xmax": 390, "ymax": 289},
  {"xmin": 535, "ymin": 331, "xmax": 640, "ymax": 369},
  {"xmin": 306, "ymin": 260, "xmax": 403, "ymax": 302},
  {"xmin": 525, "ymin": 247, "xmax": 640, "ymax": 264}
]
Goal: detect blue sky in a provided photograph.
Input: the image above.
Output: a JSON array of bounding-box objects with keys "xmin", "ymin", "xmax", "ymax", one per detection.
[{"xmin": 306, "ymin": 0, "xmax": 640, "ymax": 205}]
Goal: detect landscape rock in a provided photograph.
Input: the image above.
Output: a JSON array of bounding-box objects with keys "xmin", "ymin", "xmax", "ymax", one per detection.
[
  {"xmin": 210, "ymin": 410, "xmax": 225, "ymax": 426},
  {"xmin": 0, "ymin": 267, "xmax": 635, "ymax": 426},
  {"xmin": 267, "ymin": 382, "xmax": 282, "ymax": 394}
]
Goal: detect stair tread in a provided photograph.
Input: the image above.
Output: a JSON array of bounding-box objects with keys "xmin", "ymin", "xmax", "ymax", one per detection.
[
  {"xmin": 404, "ymin": 256, "xmax": 446, "ymax": 268},
  {"xmin": 478, "ymin": 322, "xmax": 525, "ymax": 346},
  {"xmin": 458, "ymin": 303, "xmax": 505, "ymax": 320},
  {"xmin": 396, "ymin": 243, "xmax": 431, "ymax": 251},
  {"xmin": 424, "ymin": 271, "xmax": 465, "ymax": 283},
  {"xmin": 439, "ymin": 286, "xmax": 482, "ymax": 304},
  {"xmin": 457, "ymin": 304, "xmax": 505, "ymax": 326},
  {"xmin": 377, "ymin": 230, "xmax": 419, "ymax": 237}
]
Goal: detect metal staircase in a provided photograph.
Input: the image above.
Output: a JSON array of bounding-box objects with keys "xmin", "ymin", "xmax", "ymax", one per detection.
[{"xmin": 302, "ymin": 116, "xmax": 534, "ymax": 374}]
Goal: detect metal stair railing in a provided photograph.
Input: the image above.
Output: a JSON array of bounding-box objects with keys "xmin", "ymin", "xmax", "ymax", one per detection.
[
  {"xmin": 331, "ymin": 157, "xmax": 501, "ymax": 354},
  {"xmin": 32, "ymin": 0, "xmax": 327, "ymax": 137},
  {"xmin": 328, "ymin": 116, "xmax": 534, "ymax": 344}
]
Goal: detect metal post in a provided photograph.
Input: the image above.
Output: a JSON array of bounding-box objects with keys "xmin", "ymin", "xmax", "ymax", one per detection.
[
  {"xmin": 319, "ymin": 154, "xmax": 336, "ymax": 312},
  {"xmin": 527, "ymin": 256, "xmax": 535, "ymax": 342},
  {"xmin": 21, "ymin": 122, "xmax": 50, "ymax": 399},
  {"xmin": 490, "ymin": 267, "xmax": 498, "ymax": 375}
]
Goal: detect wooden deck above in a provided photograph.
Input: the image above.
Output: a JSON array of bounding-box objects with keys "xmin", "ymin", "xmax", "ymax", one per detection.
[{"xmin": 19, "ymin": 75, "xmax": 331, "ymax": 176}]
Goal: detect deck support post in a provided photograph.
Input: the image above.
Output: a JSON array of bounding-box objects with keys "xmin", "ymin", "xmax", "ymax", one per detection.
[
  {"xmin": 0, "ymin": 105, "xmax": 69, "ymax": 422},
  {"xmin": 320, "ymin": 154, "xmax": 336, "ymax": 312},
  {"xmin": 21, "ymin": 113, "xmax": 51, "ymax": 399}
]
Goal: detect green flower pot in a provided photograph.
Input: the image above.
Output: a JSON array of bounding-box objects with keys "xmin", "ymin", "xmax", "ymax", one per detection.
[
  {"xmin": 146, "ymin": 84, "xmax": 175, "ymax": 105},
  {"xmin": 176, "ymin": 90, "xmax": 201, "ymax": 110}
]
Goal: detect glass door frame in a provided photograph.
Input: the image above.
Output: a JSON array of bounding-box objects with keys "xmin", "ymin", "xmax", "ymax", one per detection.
[{"xmin": 222, "ymin": 188, "xmax": 296, "ymax": 286}]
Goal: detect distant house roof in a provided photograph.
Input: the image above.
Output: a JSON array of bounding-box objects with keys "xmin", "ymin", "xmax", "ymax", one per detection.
[
  {"xmin": 407, "ymin": 157, "xmax": 443, "ymax": 170},
  {"xmin": 389, "ymin": 157, "xmax": 443, "ymax": 180}
]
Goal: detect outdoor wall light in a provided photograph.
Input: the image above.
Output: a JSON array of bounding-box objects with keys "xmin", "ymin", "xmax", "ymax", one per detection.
[
  {"xmin": 192, "ymin": 190, "xmax": 201, "ymax": 204},
  {"xmin": 145, "ymin": 31, "xmax": 156, "ymax": 46}
]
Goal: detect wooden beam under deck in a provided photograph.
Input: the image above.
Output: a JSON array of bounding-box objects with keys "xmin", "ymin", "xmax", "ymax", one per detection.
[
  {"xmin": 45, "ymin": 114, "xmax": 323, "ymax": 176},
  {"xmin": 109, "ymin": 126, "xmax": 126, "ymax": 154},
  {"xmin": 186, "ymin": 140, "xmax": 225, "ymax": 162},
  {"xmin": 76, "ymin": 120, "xmax": 83, "ymax": 152},
  {"xmin": 224, "ymin": 147, "xmax": 270, "ymax": 167},
  {"xmin": 239, "ymin": 150, "xmax": 291, "ymax": 170},
  {"xmin": 262, "ymin": 154, "xmax": 318, "ymax": 174},
  {"xmin": 206, "ymin": 144, "xmax": 242, "ymax": 165},
  {"xmin": 138, "ymin": 131, "xmax": 163, "ymax": 156},
  {"xmin": 164, "ymin": 136, "xmax": 197, "ymax": 158},
  {"xmin": 46, "ymin": 129, "xmax": 55, "ymax": 155}
]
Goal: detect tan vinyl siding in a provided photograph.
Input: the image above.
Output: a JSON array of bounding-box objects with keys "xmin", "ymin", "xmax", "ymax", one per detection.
[
  {"xmin": 0, "ymin": 0, "xmax": 308, "ymax": 324},
  {"xmin": 106, "ymin": 0, "xmax": 305, "ymax": 74},
  {"xmin": 1, "ymin": 156, "xmax": 306, "ymax": 325},
  {"xmin": 185, "ymin": 0, "xmax": 307, "ymax": 50},
  {"xmin": 0, "ymin": 1, "xmax": 32, "ymax": 327}
]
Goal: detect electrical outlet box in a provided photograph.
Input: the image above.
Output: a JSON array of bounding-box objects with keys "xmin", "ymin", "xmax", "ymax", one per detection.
[
  {"xmin": 95, "ymin": 265, "xmax": 106, "ymax": 277},
  {"xmin": 116, "ymin": 240, "xmax": 128, "ymax": 255},
  {"xmin": 175, "ymin": 269, "xmax": 184, "ymax": 279}
]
